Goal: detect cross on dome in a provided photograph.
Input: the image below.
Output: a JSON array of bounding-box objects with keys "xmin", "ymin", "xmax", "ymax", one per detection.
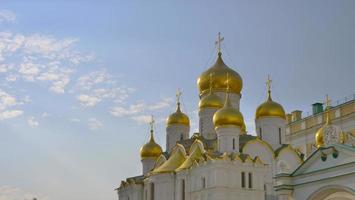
[
  {"xmin": 325, "ymin": 94, "xmax": 331, "ymax": 108},
  {"xmin": 149, "ymin": 115, "xmax": 155, "ymax": 132},
  {"xmin": 176, "ymin": 88, "xmax": 182, "ymax": 105},
  {"xmin": 215, "ymin": 32, "xmax": 224, "ymax": 54},
  {"xmin": 266, "ymin": 74, "xmax": 272, "ymax": 93}
]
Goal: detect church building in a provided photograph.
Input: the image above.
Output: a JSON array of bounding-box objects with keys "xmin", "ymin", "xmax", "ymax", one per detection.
[{"xmin": 116, "ymin": 34, "xmax": 355, "ymax": 200}]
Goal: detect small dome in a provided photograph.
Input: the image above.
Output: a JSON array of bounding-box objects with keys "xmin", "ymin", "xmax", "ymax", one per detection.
[
  {"xmin": 199, "ymin": 92, "xmax": 223, "ymax": 109},
  {"xmin": 197, "ymin": 53, "xmax": 243, "ymax": 96},
  {"xmin": 140, "ymin": 131, "xmax": 163, "ymax": 159},
  {"xmin": 213, "ymin": 93, "xmax": 244, "ymax": 128},
  {"xmin": 315, "ymin": 110, "xmax": 345, "ymax": 148},
  {"xmin": 256, "ymin": 92, "xmax": 285, "ymax": 120},
  {"xmin": 167, "ymin": 103, "xmax": 190, "ymax": 126}
]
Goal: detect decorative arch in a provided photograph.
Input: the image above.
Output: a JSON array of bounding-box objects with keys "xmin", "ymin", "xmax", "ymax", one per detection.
[
  {"xmin": 307, "ymin": 185, "xmax": 355, "ymax": 200},
  {"xmin": 242, "ymin": 138, "xmax": 275, "ymax": 164}
]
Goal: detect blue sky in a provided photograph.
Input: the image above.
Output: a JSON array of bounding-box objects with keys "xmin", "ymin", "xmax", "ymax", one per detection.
[{"xmin": 0, "ymin": 1, "xmax": 354, "ymax": 200}]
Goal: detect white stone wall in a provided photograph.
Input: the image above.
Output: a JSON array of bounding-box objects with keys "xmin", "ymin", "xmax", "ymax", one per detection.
[
  {"xmin": 142, "ymin": 158, "xmax": 156, "ymax": 175},
  {"xmin": 215, "ymin": 126, "xmax": 241, "ymax": 153},
  {"xmin": 118, "ymin": 184, "xmax": 143, "ymax": 200},
  {"xmin": 185, "ymin": 160, "xmax": 266, "ymax": 200},
  {"xmin": 166, "ymin": 124, "xmax": 190, "ymax": 152},
  {"xmin": 255, "ymin": 117, "xmax": 286, "ymax": 150},
  {"xmin": 199, "ymin": 108, "xmax": 218, "ymax": 140}
]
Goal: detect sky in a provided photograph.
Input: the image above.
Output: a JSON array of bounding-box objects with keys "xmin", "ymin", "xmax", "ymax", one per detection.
[{"xmin": 0, "ymin": 0, "xmax": 354, "ymax": 200}]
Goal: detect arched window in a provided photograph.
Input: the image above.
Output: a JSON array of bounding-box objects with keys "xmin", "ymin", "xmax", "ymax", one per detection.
[
  {"xmin": 180, "ymin": 134, "xmax": 184, "ymax": 141},
  {"xmin": 259, "ymin": 127, "xmax": 262, "ymax": 139},
  {"xmin": 233, "ymin": 138, "xmax": 235, "ymax": 150},
  {"xmin": 278, "ymin": 128, "xmax": 282, "ymax": 144}
]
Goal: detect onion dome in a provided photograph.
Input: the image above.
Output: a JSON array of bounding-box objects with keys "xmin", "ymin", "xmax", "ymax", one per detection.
[
  {"xmin": 167, "ymin": 91, "xmax": 190, "ymax": 126},
  {"xmin": 140, "ymin": 129, "xmax": 163, "ymax": 159},
  {"xmin": 199, "ymin": 73, "xmax": 223, "ymax": 109},
  {"xmin": 315, "ymin": 96, "xmax": 346, "ymax": 148},
  {"xmin": 197, "ymin": 52, "xmax": 243, "ymax": 96},
  {"xmin": 255, "ymin": 76, "xmax": 286, "ymax": 120},
  {"xmin": 213, "ymin": 77, "xmax": 244, "ymax": 128}
]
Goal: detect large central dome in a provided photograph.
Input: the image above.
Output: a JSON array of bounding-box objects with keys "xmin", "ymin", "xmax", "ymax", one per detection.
[{"xmin": 197, "ymin": 52, "xmax": 243, "ymax": 96}]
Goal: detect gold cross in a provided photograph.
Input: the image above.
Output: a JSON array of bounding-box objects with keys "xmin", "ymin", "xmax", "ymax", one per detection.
[
  {"xmin": 176, "ymin": 89, "xmax": 182, "ymax": 104},
  {"xmin": 149, "ymin": 115, "xmax": 155, "ymax": 131},
  {"xmin": 215, "ymin": 32, "xmax": 224, "ymax": 53},
  {"xmin": 325, "ymin": 94, "xmax": 331, "ymax": 108},
  {"xmin": 266, "ymin": 74, "xmax": 272, "ymax": 92}
]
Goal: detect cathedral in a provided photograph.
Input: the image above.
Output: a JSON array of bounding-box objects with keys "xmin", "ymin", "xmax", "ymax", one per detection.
[{"xmin": 116, "ymin": 34, "xmax": 355, "ymax": 200}]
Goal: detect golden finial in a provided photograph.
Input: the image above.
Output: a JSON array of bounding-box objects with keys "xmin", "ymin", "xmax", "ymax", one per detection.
[
  {"xmin": 176, "ymin": 88, "xmax": 182, "ymax": 105},
  {"xmin": 149, "ymin": 115, "xmax": 155, "ymax": 132},
  {"xmin": 266, "ymin": 75, "xmax": 272, "ymax": 100},
  {"xmin": 215, "ymin": 32, "xmax": 224, "ymax": 55},
  {"xmin": 176, "ymin": 88, "xmax": 182, "ymax": 111},
  {"xmin": 324, "ymin": 95, "xmax": 331, "ymax": 125}
]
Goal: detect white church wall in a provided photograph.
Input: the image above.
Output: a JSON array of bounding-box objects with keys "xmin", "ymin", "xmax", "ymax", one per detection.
[
  {"xmin": 199, "ymin": 108, "xmax": 218, "ymax": 140},
  {"xmin": 166, "ymin": 124, "xmax": 190, "ymax": 152},
  {"xmin": 255, "ymin": 117, "xmax": 286, "ymax": 150}
]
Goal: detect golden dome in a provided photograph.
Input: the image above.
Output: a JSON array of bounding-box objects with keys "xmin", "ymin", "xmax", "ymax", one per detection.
[
  {"xmin": 315, "ymin": 103, "xmax": 345, "ymax": 148},
  {"xmin": 199, "ymin": 92, "xmax": 223, "ymax": 109},
  {"xmin": 167, "ymin": 103, "xmax": 190, "ymax": 126},
  {"xmin": 255, "ymin": 83, "xmax": 286, "ymax": 119},
  {"xmin": 197, "ymin": 53, "xmax": 243, "ymax": 96},
  {"xmin": 140, "ymin": 130, "xmax": 163, "ymax": 159},
  {"xmin": 213, "ymin": 92, "xmax": 244, "ymax": 128}
]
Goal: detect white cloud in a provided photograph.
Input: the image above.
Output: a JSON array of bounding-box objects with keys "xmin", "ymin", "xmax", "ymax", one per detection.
[
  {"xmin": 131, "ymin": 115, "xmax": 152, "ymax": 124},
  {"xmin": 110, "ymin": 102, "xmax": 145, "ymax": 117},
  {"xmin": 0, "ymin": 10, "xmax": 16, "ymax": 23},
  {"xmin": 0, "ymin": 185, "xmax": 42, "ymax": 200},
  {"xmin": 0, "ymin": 110, "xmax": 23, "ymax": 120},
  {"xmin": 148, "ymin": 97, "xmax": 173, "ymax": 110},
  {"xmin": 76, "ymin": 70, "xmax": 134, "ymax": 107},
  {"xmin": 27, "ymin": 117, "xmax": 39, "ymax": 127},
  {"xmin": 88, "ymin": 118, "xmax": 103, "ymax": 130},
  {"xmin": 0, "ymin": 89, "xmax": 23, "ymax": 120},
  {"xmin": 0, "ymin": 31, "xmax": 92, "ymax": 93}
]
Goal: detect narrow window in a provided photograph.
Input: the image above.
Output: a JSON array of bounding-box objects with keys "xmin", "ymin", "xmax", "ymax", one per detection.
[
  {"xmin": 241, "ymin": 172, "xmax": 246, "ymax": 188},
  {"xmin": 264, "ymin": 184, "xmax": 267, "ymax": 199},
  {"xmin": 150, "ymin": 183, "xmax": 154, "ymax": 200},
  {"xmin": 259, "ymin": 127, "xmax": 262, "ymax": 139},
  {"xmin": 233, "ymin": 138, "xmax": 235, "ymax": 150},
  {"xmin": 278, "ymin": 128, "xmax": 282, "ymax": 144},
  {"xmin": 180, "ymin": 134, "xmax": 184, "ymax": 141},
  {"xmin": 248, "ymin": 172, "xmax": 253, "ymax": 188},
  {"xmin": 202, "ymin": 177, "xmax": 206, "ymax": 189},
  {"xmin": 182, "ymin": 179, "xmax": 185, "ymax": 200}
]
